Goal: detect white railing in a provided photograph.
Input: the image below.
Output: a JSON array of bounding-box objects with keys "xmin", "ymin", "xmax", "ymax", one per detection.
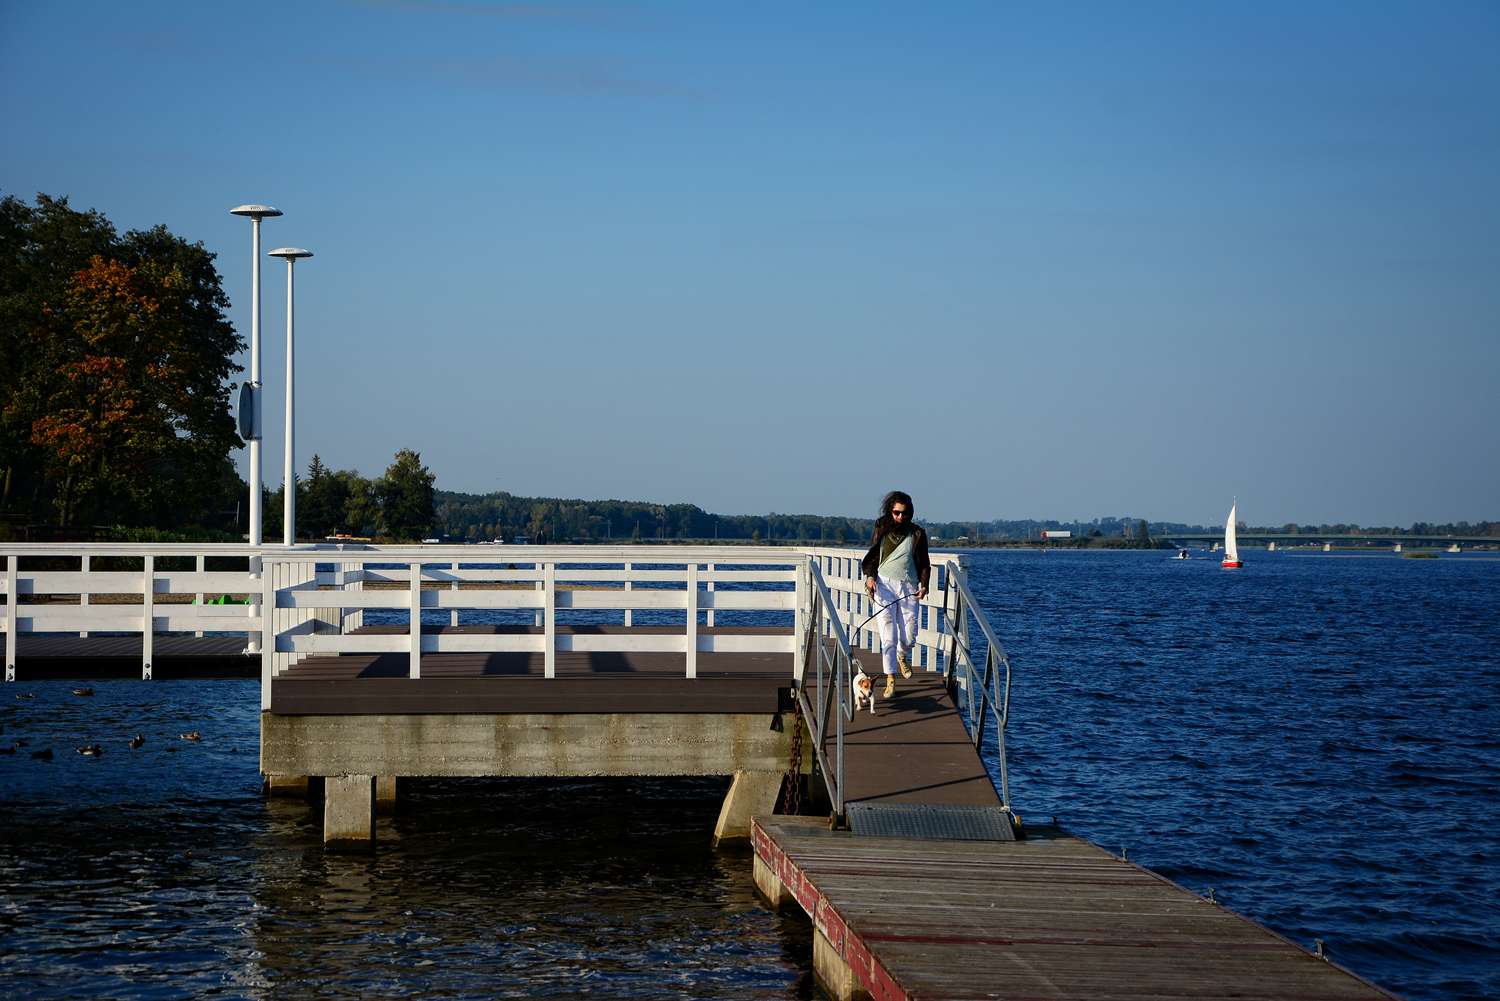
[
  {"xmin": 254, "ymin": 547, "xmax": 805, "ymax": 710},
  {"xmin": 1, "ymin": 544, "xmax": 268, "ymax": 683},
  {"xmin": 802, "ymin": 546, "xmax": 962, "ymax": 672},
  {"xmin": 0, "ymin": 544, "xmax": 982, "ymax": 729}
]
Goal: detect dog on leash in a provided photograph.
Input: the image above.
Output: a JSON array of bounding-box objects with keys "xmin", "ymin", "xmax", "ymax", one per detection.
[{"xmin": 851, "ymin": 667, "xmax": 877, "ymax": 714}]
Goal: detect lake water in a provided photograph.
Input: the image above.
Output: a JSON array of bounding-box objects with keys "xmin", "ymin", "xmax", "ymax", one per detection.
[{"xmin": 1, "ymin": 549, "xmax": 1496, "ymax": 999}]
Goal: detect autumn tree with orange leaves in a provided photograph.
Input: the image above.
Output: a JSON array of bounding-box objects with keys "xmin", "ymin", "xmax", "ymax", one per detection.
[{"xmin": 2, "ymin": 193, "xmax": 243, "ymax": 530}]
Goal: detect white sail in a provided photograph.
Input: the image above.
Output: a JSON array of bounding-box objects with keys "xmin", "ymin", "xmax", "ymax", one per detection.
[{"xmin": 1224, "ymin": 502, "xmax": 1239, "ymax": 563}]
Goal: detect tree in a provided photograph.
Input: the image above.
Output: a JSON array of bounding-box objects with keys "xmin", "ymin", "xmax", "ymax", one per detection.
[
  {"xmin": 300, "ymin": 454, "xmax": 345, "ymax": 539},
  {"xmin": 1, "ymin": 193, "xmax": 242, "ymax": 527},
  {"xmin": 339, "ymin": 471, "xmax": 380, "ymax": 537},
  {"xmin": 379, "ymin": 448, "xmax": 435, "ymax": 540}
]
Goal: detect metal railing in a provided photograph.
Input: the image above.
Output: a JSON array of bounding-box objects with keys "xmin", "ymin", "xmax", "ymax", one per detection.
[
  {"xmin": 798, "ymin": 558, "xmax": 858, "ymax": 816},
  {"xmin": 940, "ymin": 562, "xmax": 1014, "ymax": 814},
  {"xmin": 795, "ymin": 553, "xmax": 1014, "ymax": 821}
]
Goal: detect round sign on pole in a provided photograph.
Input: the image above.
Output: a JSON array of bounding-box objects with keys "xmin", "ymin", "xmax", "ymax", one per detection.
[{"xmin": 237, "ymin": 382, "xmax": 258, "ymax": 440}]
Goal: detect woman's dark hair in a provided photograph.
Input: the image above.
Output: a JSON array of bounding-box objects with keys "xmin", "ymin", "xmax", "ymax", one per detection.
[{"xmin": 874, "ymin": 490, "xmax": 915, "ymax": 537}]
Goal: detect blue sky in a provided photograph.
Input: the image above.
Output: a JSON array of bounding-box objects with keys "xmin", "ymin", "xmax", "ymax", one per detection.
[{"xmin": 3, "ymin": 1, "xmax": 1496, "ymax": 526}]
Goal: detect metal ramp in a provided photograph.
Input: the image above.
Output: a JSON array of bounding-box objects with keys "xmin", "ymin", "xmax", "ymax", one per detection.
[{"xmin": 847, "ymin": 802, "xmax": 1019, "ymax": 841}]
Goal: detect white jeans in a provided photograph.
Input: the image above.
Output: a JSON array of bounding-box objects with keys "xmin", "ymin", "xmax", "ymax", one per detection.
[{"xmin": 873, "ymin": 576, "xmax": 918, "ymax": 676}]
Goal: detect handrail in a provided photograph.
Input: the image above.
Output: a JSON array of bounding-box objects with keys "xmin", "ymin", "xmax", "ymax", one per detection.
[
  {"xmin": 940, "ymin": 561, "xmax": 1014, "ymax": 814},
  {"xmin": 799, "ymin": 558, "xmax": 857, "ymax": 819}
]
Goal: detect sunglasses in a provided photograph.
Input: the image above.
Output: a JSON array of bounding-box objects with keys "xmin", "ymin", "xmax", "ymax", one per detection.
[{"xmin": 891, "ymin": 508, "xmax": 910, "ymax": 517}]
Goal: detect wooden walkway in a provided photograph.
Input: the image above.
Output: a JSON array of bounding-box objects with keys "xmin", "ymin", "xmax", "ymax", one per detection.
[
  {"xmin": 753, "ymin": 817, "xmax": 1398, "ymax": 1001},
  {"xmin": 839, "ymin": 648, "xmax": 1001, "ymax": 809}
]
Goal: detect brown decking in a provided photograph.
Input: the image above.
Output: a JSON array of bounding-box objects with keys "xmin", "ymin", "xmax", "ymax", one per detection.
[
  {"xmin": 10, "ymin": 634, "xmax": 254, "ymax": 679},
  {"xmin": 838, "ymin": 649, "xmax": 1001, "ymax": 809},
  {"xmin": 754, "ymin": 817, "xmax": 1399, "ymax": 1001},
  {"xmin": 272, "ymin": 624, "xmax": 795, "ymax": 715}
]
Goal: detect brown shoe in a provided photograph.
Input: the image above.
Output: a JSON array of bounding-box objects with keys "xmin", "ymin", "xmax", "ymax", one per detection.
[
  {"xmin": 882, "ymin": 676, "xmax": 896, "ymax": 699},
  {"xmin": 899, "ymin": 655, "xmax": 913, "ymax": 679}
]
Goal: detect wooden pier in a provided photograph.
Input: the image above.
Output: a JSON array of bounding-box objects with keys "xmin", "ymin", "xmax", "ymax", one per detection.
[
  {"xmin": 752, "ymin": 816, "xmax": 1399, "ymax": 1001},
  {"xmin": 4, "ymin": 541, "xmax": 1403, "ymax": 999}
]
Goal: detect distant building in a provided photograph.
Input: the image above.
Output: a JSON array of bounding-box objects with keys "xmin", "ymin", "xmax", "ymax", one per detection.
[{"xmin": 1041, "ymin": 530, "xmax": 1072, "ymax": 539}]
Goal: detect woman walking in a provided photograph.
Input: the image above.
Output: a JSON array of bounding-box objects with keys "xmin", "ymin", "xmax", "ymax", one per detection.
[{"xmin": 861, "ymin": 490, "xmax": 931, "ymax": 699}]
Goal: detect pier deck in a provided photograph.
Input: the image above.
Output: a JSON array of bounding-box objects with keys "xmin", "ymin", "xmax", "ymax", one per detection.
[
  {"xmin": 752, "ymin": 817, "xmax": 1397, "ymax": 1001},
  {"xmin": 271, "ymin": 624, "xmax": 793, "ymax": 714},
  {"xmin": 10, "ymin": 634, "xmax": 253, "ymax": 678}
]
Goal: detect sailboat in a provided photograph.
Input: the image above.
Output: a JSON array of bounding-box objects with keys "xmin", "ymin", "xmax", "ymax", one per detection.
[{"xmin": 1222, "ymin": 500, "xmax": 1243, "ymax": 569}]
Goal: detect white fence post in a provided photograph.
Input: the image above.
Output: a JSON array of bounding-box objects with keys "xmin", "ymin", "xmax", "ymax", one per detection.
[
  {"xmin": 685, "ymin": 562, "xmax": 698, "ymax": 679},
  {"xmin": 450, "ymin": 560, "xmax": 459, "ymax": 628},
  {"xmin": 247, "ymin": 553, "xmax": 262, "ymax": 654},
  {"xmin": 543, "ymin": 561, "xmax": 556, "ymax": 679},
  {"xmin": 4, "ymin": 555, "xmax": 16, "ymax": 682},
  {"xmin": 409, "ymin": 560, "xmax": 422, "ymax": 680},
  {"xmin": 623, "ymin": 561, "xmax": 633, "ymax": 627},
  {"xmin": 260, "ymin": 558, "xmax": 274, "ymax": 710},
  {"xmin": 534, "ymin": 562, "xmax": 544, "ymax": 628},
  {"xmin": 194, "ymin": 554, "xmax": 205, "ymax": 637},
  {"xmin": 79, "ymin": 554, "xmax": 90, "ymax": 638},
  {"xmin": 141, "ymin": 554, "xmax": 154, "ymax": 680},
  {"xmin": 794, "ymin": 558, "xmax": 807, "ymax": 682},
  {"xmin": 705, "ymin": 562, "xmax": 715, "ymax": 629}
]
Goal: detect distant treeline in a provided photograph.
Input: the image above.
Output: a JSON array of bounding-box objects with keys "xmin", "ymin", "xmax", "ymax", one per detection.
[
  {"xmin": 433, "ymin": 491, "xmax": 871, "ymax": 545},
  {"xmin": 430, "ymin": 495, "xmax": 1500, "ymax": 547}
]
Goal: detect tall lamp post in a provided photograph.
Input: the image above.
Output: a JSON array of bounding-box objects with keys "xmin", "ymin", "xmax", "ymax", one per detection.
[
  {"xmin": 268, "ymin": 247, "xmax": 313, "ymax": 546},
  {"xmin": 229, "ymin": 205, "xmax": 282, "ymax": 546}
]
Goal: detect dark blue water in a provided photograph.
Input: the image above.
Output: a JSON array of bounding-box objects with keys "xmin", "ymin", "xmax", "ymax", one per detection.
[
  {"xmin": 961, "ymin": 549, "xmax": 1500, "ymax": 1001},
  {"xmin": 2, "ymin": 549, "xmax": 1496, "ymax": 999}
]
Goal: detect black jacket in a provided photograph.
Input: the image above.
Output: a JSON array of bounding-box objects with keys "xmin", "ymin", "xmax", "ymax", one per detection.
[{"xmin": 861, "ymin": 523, "xmax": 931, "ymax": 588}]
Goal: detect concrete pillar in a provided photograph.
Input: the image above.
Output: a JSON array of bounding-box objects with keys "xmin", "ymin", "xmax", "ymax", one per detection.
[
  {"xmin": 376, "ymin": 775, "xmax": 398, "ymax": 814},
  {"xmin": 324, "ymin": 774, "xmax": 375, "ymax": 852},
  {"xmin": 712, "ymin": 770, "xmax": 784, "ymax": 848},
  {"xmin": 265, "ymin": 774, "xmax": 310, "ymax": 798},
  {"xmin": 752, "ymin": 852, "xmax": 787, "ymax": 911},
  {"xmin": 814, "ymin": 926, "xmax": 869, "ymax": 1001}
]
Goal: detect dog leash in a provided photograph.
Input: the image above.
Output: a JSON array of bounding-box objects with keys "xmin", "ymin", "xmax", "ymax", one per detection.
[{"xmin": 848, "ymin": 588, "xmax": 919, "ymax": 636}]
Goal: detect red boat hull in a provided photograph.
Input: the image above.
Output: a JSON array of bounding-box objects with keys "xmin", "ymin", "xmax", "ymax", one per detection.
[{"xmin": 1221, "ymin": 559, "xmax": 1242, "ymax": 569}]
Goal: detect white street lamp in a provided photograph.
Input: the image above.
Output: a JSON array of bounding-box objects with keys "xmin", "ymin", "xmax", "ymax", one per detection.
[
  {"xmin": 268, "ymin": 247, "xmax": 313, "ymax": 546},
  {"xmin": 229, "ymin": 204, "xmax": 282, "ymax": 546}
]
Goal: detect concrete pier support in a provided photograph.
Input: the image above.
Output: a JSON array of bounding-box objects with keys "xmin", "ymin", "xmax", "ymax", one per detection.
[
  {"xmin": 814, "ymin": 927, "xmax": 869, "ymax": 1001},
  {"xmin": 375, "ymin": 775, "xmax": 398, "ymax": 814},
  {"xmin": 264, "ymin": 774, "xmax": 310, "ymax": 798},
  {"xmin": 712, "ymin": 770, "xmax": 784, "ymax": 848},
  {"xmin": 324, "ymin": 774, "xmax": 376, "ymax": 852},
  {"xmin": 752, "ymin": 852, "xmax": 787, "ymax": 911}
]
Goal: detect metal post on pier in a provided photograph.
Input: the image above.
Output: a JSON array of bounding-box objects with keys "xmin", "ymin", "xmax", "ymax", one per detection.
[
  {"xmin": 268, "ymin": 246, "xmax": 312, "ymax": 546},
  {"xmin": 229, "ymin": 205, "xmax": 281, "ymax": 548}
]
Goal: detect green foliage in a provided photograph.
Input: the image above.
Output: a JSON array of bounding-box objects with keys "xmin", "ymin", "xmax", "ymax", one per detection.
[
  {"xmin": 379, "ymin": 448, "xmax": 436, "ymax": 541},
  {"xmin": 0, "ymin": 192, "xmax": 243, "ymax": 530},
  {"xmin": 104, "ymin": 524, "xmax": 240, "ymax": 543}
]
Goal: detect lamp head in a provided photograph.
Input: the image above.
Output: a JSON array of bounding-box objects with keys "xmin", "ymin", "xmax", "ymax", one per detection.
[
  {"xmin": 230, "ymin": 204, "xmax": 283, "ymax": 219},
  {"xmin": 268, "ymin": 247, "xmax": 313, "ymax": 261}
]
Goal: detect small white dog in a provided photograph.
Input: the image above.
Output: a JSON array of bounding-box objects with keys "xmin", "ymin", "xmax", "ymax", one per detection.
[{"xmin": 851, "ymin": 667, "xmax": 877, "ymax": 714}]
